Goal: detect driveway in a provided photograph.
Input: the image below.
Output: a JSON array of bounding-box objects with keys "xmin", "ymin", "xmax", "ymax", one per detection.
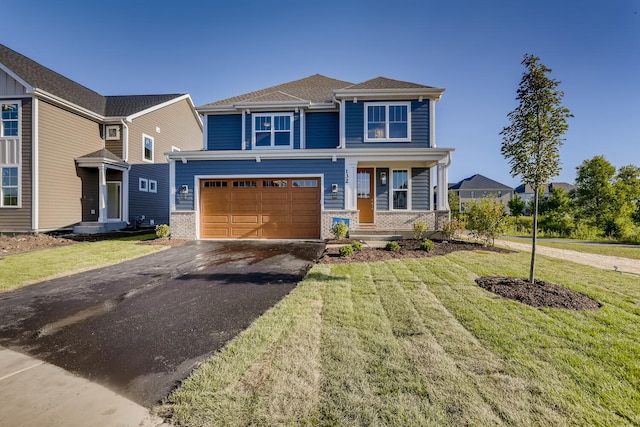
[{"xmin": 0, "ymin": 240, "xmax": 324, "ymax": 407}]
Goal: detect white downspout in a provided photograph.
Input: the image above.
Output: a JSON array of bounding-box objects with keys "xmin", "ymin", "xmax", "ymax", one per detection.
[
  {"xmin": 299, "ymin": 109, "xmax": 305, "ymax": 149},
  {"xmin": 32, "ymin": 98, "xmax": 39, "ymax": 231},
  {"xmin": 120, "ymin": 119, "xmax": 129, "ymax": 162},
  {"xmin": 98, "ymin": 164, "xmax": 107, "ymax": 222},
  {"xmin": 241, "ymin": 111, "xmax": 246, "ymax": 150},
  {"xmin": 334, "ymin": 98, "xmax": 345, "ymax": 148},
  {"xmin": 430, "ymin": 98, "xmax": 436, "ymax": 148}
]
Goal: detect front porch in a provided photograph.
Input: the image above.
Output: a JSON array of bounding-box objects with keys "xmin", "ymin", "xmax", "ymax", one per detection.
[{"xmin": 72, "ymin": 221, "xmax": 128, "ymax": 234}]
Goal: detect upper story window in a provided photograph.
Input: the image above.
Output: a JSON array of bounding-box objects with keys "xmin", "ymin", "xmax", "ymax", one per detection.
[
  {"xmin": 143, "ymin": 134, "xmax": 154, "ymax": 162},
  {"xmin": 1, "ymin": 103, "xmax": 19, "ymax": 137},
  {"xmin": 253, "ymin": 113, "xmax": 293, "ymax": 148},
  {"xmin": 364, "ymin": 102, "xmax": 411, "ymax": 142}
]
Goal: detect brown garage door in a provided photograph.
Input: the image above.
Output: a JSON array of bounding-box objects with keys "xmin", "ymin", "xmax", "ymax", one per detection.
[{"xmin": 200, "ymin": 177, "xmax": 321, "ymax": 239}]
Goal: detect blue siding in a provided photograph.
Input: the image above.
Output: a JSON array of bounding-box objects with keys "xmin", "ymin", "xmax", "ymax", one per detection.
[
  {"xmin": 207, "ymin": 114, "xmax": 242, "ymax": 150},
  {"xmin": 345, "ymin": 100, "xmax": 430, "ymax": 148},
  {"xmin": 293, "ymin": 112, "xmax": 300, "ymax": 149},
  {"xmin": 411, "ymin": 167, "xmax": 430, "ymax": 210},
  {"xmin": 129, "ymin": 163, "xmax": 170, "ymax": 225},
  {"xmin": 175, "ymin": 158, "xmax": 345, "ymax": 210},
  {"xmin": 376, "ymin": 167, "xmax": 389, "ymax": 211},
  {"xmin": 306, "ymin": 112, "xmax": 339, "ymax": 149}
]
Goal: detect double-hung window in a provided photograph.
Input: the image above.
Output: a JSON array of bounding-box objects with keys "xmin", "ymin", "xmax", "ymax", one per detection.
[
  {"xmin": 1, "ymin": 102, "xmax": 20, "ymax": 207},
  {"xmin": 1, "ymin": 166, "xmax": 18, "ymax": 207},
  {"xmin": 253, "ymin": 113, "xmax": 293, "ymax": 148},
  {"xmin": 364, "ymin": 102, "xmax": 410, "ymax": 142},
  {"xmin": 143, "ymin": 134, "xmax": 154, "ymax": 162},
  {"xmin": 1, "ymin": 104, "xmax": 19, "ymax": 137},
  {"xmin": 392, "ymin": 169, "xmax": 409, "ymax": 210}
]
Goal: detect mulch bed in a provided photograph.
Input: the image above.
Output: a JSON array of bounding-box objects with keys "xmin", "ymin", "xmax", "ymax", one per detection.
[
  {"xmin": 318, "ymin": 239, "xmax": 509, "ymax": 264},
  {"xmin": 476, "ymin": 276, "xmax": 601, "ymax": 310}
]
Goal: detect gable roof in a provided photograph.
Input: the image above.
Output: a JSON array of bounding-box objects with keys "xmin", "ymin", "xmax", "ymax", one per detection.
[
  {"xmin": 0, "ymin": 44, "xmax": 189, "ymax": 120},
  {"xmin": 343, "ymin": 76, "xmax": 435, "ymax": 90},
  {"xmin": 449, "ymin": 174, "xmax": 513, "ymax": 191},
  {"xmin": 200, "ymin": 74, "xmax": 354, "ymax": 109}
]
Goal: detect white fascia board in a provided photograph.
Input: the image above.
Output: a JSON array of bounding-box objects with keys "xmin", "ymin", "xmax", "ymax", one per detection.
[
  {"xmin": 165, "ymin": 147, "xmax": 454, "ymax": 162},
  {"xmin": 75, "ymin": 157, "xmax": 130, "ymax": 171},
  {"xmin": 32, "ymin": 89, "xmax": 105, "ymax": 121},
  {"xmin": 124, "ymin": 94, "xmax": 203, "ymax": 130},
  {"xmin": 333, "ymin": 87, "xmax": 445, "ymax": 101},
  {"xmin": 0, "ymin": 63, "xmax": 33, "ymax": 92}
]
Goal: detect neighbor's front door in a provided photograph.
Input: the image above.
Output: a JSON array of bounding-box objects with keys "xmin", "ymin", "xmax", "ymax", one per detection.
[
  {"xmin": 357, "ymin": 168, "xmax": 374, "ymax": 223},
  {"xmin": 107, "ymin": 181, "xmax": 121, "ymax": 220}
]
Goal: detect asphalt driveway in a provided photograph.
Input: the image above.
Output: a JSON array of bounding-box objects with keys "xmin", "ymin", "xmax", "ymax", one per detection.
[{"xmin": 0, "ymin": 240, "xmax": 324, "ymax": 407}]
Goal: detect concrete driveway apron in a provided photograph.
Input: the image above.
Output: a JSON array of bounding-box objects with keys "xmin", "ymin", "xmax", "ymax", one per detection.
[{"xmin": 0, "ymin": 240, "xmax": 324, "ymax": 407}]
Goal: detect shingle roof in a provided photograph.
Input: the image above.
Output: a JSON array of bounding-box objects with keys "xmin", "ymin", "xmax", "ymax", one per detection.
[
  {"xmin": 343, "ymin": 76, "xmax": 435, "ymax": 90},
  {"xmin": 201, "ymin": 74, "xmax": 354, "ymax": 107},
  {"xmin": 77, "ymin": 148, "xmax": 124, "ymax": 162},
  {"xmin": 449, "ymin": 174, "xmax": 513, "ymax": 191},
  {"xmin": 0, "ymin": 44, "xmax": 185, "ymax": 118},
  {"xmin": 516, "ymin": 182, "xmax": 575, "ymax": 194}
]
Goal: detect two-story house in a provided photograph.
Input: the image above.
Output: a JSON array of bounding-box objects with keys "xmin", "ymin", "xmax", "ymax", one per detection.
[
  {"xmin": 0, "ymin": 44, "xmax": 202, "ymax": 234},
  {"xmin": 168, "ymin": 74, "xmax": 453, "ymax": 240},
  {"xmin": 448, "ymin": 174, "xmax": 514, "ymax": 211}
]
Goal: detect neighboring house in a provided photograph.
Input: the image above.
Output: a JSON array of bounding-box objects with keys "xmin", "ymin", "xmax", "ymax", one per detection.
[
  {"xmin": 515, "ymin": 182, "xmax": 576, "ymax": 202},
  {"xmin": 448, "ymin": 174, "xmax": 513, "ymax": 211},
  {"xmin": 167, "ymin": 74, "xmax": 454, "ymax": 240},
  {"xmin": 0, "ymin": 44, "xmax": 202, "ymax": 234}
]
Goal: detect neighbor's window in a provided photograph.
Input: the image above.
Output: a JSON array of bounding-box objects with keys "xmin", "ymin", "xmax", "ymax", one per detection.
[
  {"xmin": 139, "ymin": 178, "xmax": 148, "ymax": 192},
  {"xmin": 149, "ymin": 180, "xmax": 157, "ymax": 193},
  {"xmin": 253, "ymin": 113, "xmax": 293, "ymax": 148},
  {"xmin": 1, "ymin": 103, "xmax": 19, "ymax": 137},
  {"xmin": 1, "ymin": 166, "xmax": 19, "ymax": 206},
  {"xmin": 143, "ymin": 134, "xmax": 154, "ymax": 162},
  {"xmin": 392, "ymin": 169, "xmax": 409, "ymax": 210},
  {"xmin": 365, "ymin": 102, "xmax": 410, "ymax": 142}
]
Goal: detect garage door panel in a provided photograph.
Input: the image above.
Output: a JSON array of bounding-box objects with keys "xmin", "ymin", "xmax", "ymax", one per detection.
[
  {"xmin": 261, "ymin": 192, "xmax": 291, "ymax": 202},
  {"xmin": 230, "ymin": 227, "xmax": 260, "ymax": 238},
  {"xmin": 230, "ymin": 215, "xmax": 259, "ymax": 225}
]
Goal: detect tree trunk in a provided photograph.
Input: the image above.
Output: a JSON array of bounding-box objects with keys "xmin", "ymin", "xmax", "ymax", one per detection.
[{"xmin": 530, "ymin": 188, "xmax": 540, "ymax": 283}]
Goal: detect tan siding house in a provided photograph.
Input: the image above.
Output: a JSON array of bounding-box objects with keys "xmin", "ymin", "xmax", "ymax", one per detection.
[{"xmin": 0, "ymin": 44, "xmax": 202, "ymax": 233}]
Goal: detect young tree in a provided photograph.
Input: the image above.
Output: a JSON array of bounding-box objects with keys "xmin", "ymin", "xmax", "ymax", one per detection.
[
  {"xmin": 500, "ymin": 54, "xmax": 572, "ymax": 283},
  {"xmin": 448, "ymin": 190, "xmax": 461, "ymax": 219},
  {"xmin": 465, "ymin": 196, "xmax": 508, "ymax": 246}
]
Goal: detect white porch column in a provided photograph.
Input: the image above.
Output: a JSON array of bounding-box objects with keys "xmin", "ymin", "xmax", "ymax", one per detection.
[
  {"xmin": 122, "ymin": 168, "xmax": 129, "ymax": 224},
  {"xmin": 98, "ymin": 164, "xmax": 107, "ymax": 222},
  {"xmin": 437, "ymin": 160, "xmax": 450, "ymax": 211},
  {"xmin": 344, "ymin": 159, "xmax": 358, "ymax": 210}
]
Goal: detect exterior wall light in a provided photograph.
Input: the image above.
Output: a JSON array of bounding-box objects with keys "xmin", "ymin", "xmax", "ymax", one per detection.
[{"xmin": 380, "ymin": 171, "xmax": 387, "ymax": 186}]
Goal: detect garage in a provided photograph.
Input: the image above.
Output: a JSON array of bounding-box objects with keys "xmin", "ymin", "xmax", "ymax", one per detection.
[{"xmin": 200, "ymin": 177, "xmax": 321, "ymax": 239}]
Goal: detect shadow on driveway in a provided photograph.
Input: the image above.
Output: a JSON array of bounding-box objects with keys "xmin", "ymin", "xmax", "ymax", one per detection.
[{"xmin": 0, "ymin": 240, "xmax": 324, "ymax": 407}]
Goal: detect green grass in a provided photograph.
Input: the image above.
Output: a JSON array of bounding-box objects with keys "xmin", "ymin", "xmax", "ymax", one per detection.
[
  {"xmin": 0, "ymin": 234, "xmax": 165, "ymax": 292},
  {"xmin": 501, "ymin": 237, "xmax": 640, "ymax": 260},
  {"xmin": 160, "ymin": 252, "xmax": 640, "ymax": 426}
]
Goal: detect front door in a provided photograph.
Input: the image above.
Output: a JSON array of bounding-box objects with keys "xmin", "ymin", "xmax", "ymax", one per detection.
[
  {"xmin": 107, "ymin": 181, "xmax": 121, "ymax": 220},
  {"xmin": 357, "ymin": 168, "xmax": 374, "ymax": 223}
]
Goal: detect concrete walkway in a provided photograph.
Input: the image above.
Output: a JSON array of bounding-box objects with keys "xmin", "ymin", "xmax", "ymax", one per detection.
[
  {"xmin": 0, "ymin": 347, "xmax": 167, "ymax": 427},
  {"xmin": 495, "ymin": 239, "xmax": 640, "ymax": 276}
]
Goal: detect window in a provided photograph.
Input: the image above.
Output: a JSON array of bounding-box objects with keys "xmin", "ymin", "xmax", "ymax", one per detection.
[
  {"xmin": 105, "ymin": 125, "xmax": 120, "ymax": 140},
  {"xmin": 1, "ymin": 166, "xmax": 19, "ymax": 206},
  {"xmin": 233, "ymin": 180, "xmax": 257, "ymax": 187},
  {"xmin": 365, "ymin": 102, "xmax": 410, "ymax": 142},
  {"xmin": 139, "ymin": 178, "xmax": 148, "ymax": 192},
  {"xmin": 149, "ymin": 180, "xmax": 157, "ymax": 193},
  {"xmin": 392, "ymin": 169, "xmax": 409, "ymax": 210},
  {"xmin": 253, "ymin": 113, "xmax": 293, "ymax": 148},
  {"xmin": 1, "ymin": 104, "xmax": 19, "ymax": 137},
  {"xmin": 292, "ymin": 179, "xmax": 318, "ymax": 187},
  {"xmin": 143, "ymin": 134, "xmax": 154, "ymax": 162},
  {"xmin": 263, "ymin": 179, "xmax": 287, "ymax": 187}
]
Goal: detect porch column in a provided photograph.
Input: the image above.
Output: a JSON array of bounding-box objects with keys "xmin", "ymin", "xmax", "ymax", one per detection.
[
  {"xmin": 97, "ymin": 164, "xmax": 107, "ymax": 222},
  {"xmin": 122, "ymin": 168, "xmax": 129, "ymax": 224},
  {"xmin": 344, "ymin": 159, "xmax": 358, "ymax": 210},
  {"xmin": 437, "ymin": 160, "xmax": 450, "ymax": 211}
]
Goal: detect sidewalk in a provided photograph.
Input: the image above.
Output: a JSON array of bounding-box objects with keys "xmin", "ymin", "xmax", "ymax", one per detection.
[
  {"xmin": 0, "ymin": 347, "xmax": 167, "ymax": 427},
  {"xmin": 495, "ymin": 239, "xmax": 640, "ymax": 276}
]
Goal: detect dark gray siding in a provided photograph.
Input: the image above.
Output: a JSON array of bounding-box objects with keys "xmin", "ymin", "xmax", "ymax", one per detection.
[
  {"xmin": 129, "ymin": 163, "xmax": 170, "ymax": 225},
  {"xmin": 207, "ymin": 114, "xmax": 242, "ymax": 150},
  {"xmin": 376, "ymin": 167, "xmax": 389, "ymax": 211},
  {"xmin": 411, "ymin": 167, "xmax": 430, "ymax": 210},
  {"xmin": 345, "ymin": 100, "xmax": 430, "ymax": 148},
  {"xmin": 0, "ymin": 97, "xmax": 32, "ymax": 232},
  {"xmin": 78, "ymin": 168, "xmax": 99, "ymax": 222},
  {"xmin": 306, "ymin": 112, "xmax": 339, "ymax": 149},
  {"xmin": 175, "ymin": 158, "xmax": 345, "ymax": 210}
]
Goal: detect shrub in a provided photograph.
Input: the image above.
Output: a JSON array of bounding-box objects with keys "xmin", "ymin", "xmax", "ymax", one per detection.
[
  {"xmin": 441, "ymin": 219, "xmax": 465, "ymax": 239},
  {"xmin": 338, "ymin": 245, "xmax": 354, "ymax": 257},
  {"xmin": 570, "ymin": 222, "xmax": 600, "ymax": 240},
  {"xmin": 351, "ymin": 241, "xmax": 363, "ymax": 251},
  {"xmin": 385, "ymin": 241, "xmax": 400, "ymax": 252},
  {"xmin": 155, "ymin": 224, "xmax": 170, "ymax": 238},
  {"xmin": 332, "ymin": 221, "xmax": 349, "ymax": 239},
  {"xmin": 412, "ymin": 221, "xmax": 428, "ymax": 240},
  {"xmin": 420, "ymin": 239, "xmax": 435, "ymax": 252},
  {"xmin": 465, "ymin": 197, "xmax": 508, "ymax": 246}
]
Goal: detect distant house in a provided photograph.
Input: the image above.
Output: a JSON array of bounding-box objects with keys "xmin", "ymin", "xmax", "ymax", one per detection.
[
  {"xmin": 0, "ymin": 44, "xmax": 203, "ymax": 234},
  {"xmin": 515, "ymin": 182, "xmax": 576, "ymax": 202},
  {"xmin": 448, "ymin": 174, "xmax": 513, "ymax": 211},
  {"xmin": 167, "ymin": 74, "xmax": 454, "ymax": 240}
]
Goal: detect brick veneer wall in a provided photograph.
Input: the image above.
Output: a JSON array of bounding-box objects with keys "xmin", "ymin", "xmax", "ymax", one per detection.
[{"xmin": 321, "ymin": 210, "xmax": 359, "ymax": 239}]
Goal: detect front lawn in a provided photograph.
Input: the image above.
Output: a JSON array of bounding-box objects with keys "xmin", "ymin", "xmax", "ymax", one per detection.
[
  {"xmin": 161, "ymin": 251, "xmax": 639, "ymax": 426},
  {"xmin": 0, "ymin": 234, "xmax": 165, "ymax": 292}
]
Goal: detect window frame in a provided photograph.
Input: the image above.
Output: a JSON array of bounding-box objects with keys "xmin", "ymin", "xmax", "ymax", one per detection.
[
  {"xmin": 1, "ymin": 103, "xmax": 20, "ymax": 138},
  {"xmin": 148, "ymin": 179, "xmax": 157, "ymax": 193},
  {"xmin": 391, "ymin": 169, "xmax": 410, "ymax": 210},
  {"xmin": 142, "ymin": 134, "xmax": 154, "ymax": 162},
  {"xmin": 1, "ymin": 165, "xmax": 19, "ymax": 207},
  {"xmin": 364, "ymin": 102, "xmax": 411, "ymax": 142},
  {"xmin": 252, "ymin": 113, "xmax": 294, "ymax": 149},
  {"xmin": 139, "ymin": 178, "xmax": 148, "ymax": 192},
  {"xmin": 105, "ymin": 125, "xmax": 120, "ymax": 140}
]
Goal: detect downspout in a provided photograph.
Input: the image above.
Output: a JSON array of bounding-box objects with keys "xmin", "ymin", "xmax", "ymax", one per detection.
[
  {"xmin": 120, "ymin": 119, "xmax": 129, "ymax": 162},
  {"xmin": 334, "ymin": 97, "xmax": 345, "ymax": 148},
  {"xmin": 32, "ymin": 98, "xmax": 39, "ymax": 231},
  {"xmin": 429, "ymin": 98, "xmax": 437, "ymax": 148}
]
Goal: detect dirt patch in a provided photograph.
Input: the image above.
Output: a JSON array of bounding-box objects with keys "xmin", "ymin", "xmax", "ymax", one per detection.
[
  {"xmin": 0, "ymin": 234, "xmax": 79, "ymax": 255},
  {"xmin": 318, "ymin": 239, "xmax": 509, "ymax": 264},
  {"xmin": 476, "ymin": 276, "xmax": 601, "ymax": 310}
]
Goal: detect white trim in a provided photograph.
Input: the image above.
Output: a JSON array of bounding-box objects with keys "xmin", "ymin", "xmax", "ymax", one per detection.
[
  {"xmin": 391, "ymin": 168, "xmax": 411, "ymax": 210},
  {"xmin": 149, "ymin": 179, "xmax": 157, "ymax": 193},
  {"xmin": 251, "ymin": 112, "xmax": 294, "ymax": 149},
  {"xmin": 32, "ymin": 98, "xmax": 38, "ymax": 229},
  {"xmin": 0, "ymin": 64, "xmax": 32, "ymax": 92},
  {"xmin": 241, "ymin": 110, "xmax": 246, "ymax": 150},
  {"xmin": 169, "ymin": 159, "xmax": 176, "ymax": 212},
  {"xmin": 142, "ymin": 133, "xmax": 154, "ymax": 162},
  {"xmin": 122, "ymin": 169, "xmax": 129, "ymax": 224},
  {"xmin": 299, "ymin": 109, "xmax": 305, "ymax": 149},
  {"xmin": 139, "ymin": 178, "xmax": 148, "ymax": 192},
  {"xmin": 334, "ymin": 87, "xmax": 445, "ymax": 100},
  {"xmin": 121, "ymin": 120, "xmax": 129, "ymax": 162},
  {"xmin": 126, "ymin": 94, "xmax": 203, "ymax": 130},
  {"xmin": 429, "ymin": 98, "xmax": 436, "ymax": 148},
  {"xmin": 0, "ymin": 100, "xmax": 22, "ymax": 209},
  {"xmin": 106, "ymin": 181, "xmax": 122, "ymax": 221},
  {"xmin": 105, "ymin": 125, "xmax": 120, "ymax": 140},
  {"xmin": 364, "ymin": 101, "xmax": 411, "ymax": 142},
  {"xmin": 171, "ymin": 146, "xmax": 180, "ymax": 152}
]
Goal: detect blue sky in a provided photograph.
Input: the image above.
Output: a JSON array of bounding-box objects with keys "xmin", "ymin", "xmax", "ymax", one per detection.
[{"xmin": 3, "ymin": 0, "xmax": 639, "ymax": 187}]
